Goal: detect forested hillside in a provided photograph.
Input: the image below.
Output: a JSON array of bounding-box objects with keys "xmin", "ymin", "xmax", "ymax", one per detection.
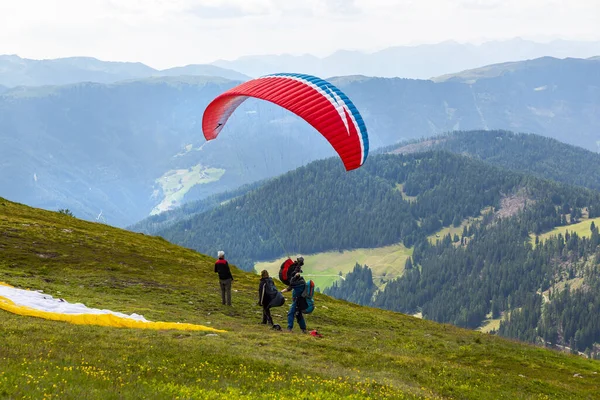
[
  {"xmin": 327, "ymin": 203, "xmax": 600, "ymax": 357},
  {"xmin": 392, "ymin": 130, "xmax": 600, "ymax": 191},
  {"xmin": 158, "ymin": 151, "xmax": 600, "ymax": 271},
  {"xmin": 327, "ymin": 220, "xmax": 600, "ymax": 357},
  {"xmin": 137, "ymin": 129, "xmax": 600, "ymax": 237},
  {"xmin": 498, "ymin": 228, "xmax": 600, "ymax": 356},
  {"xmin": 3, "ymin": 57, "xmax": 600, "ymax": 227},
  {"xmin": 326, "ymin": 263, "xmax": 378, "ymax": 306}
]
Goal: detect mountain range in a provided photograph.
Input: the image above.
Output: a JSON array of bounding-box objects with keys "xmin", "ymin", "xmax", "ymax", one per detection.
[
  {"xmin": 212, "ymin": 38, "xmax": 600, "ymax": 79},
  {"xmin": 0, "ymin": 55, "xmax": 249, "ymax": 87},
  {"xmin": 1, "ymin": 56, "xmax": 600, "ymax": 227},
  {"xmin": 3, "ymin": 39, "xmax": 600, "ymax": 89}
]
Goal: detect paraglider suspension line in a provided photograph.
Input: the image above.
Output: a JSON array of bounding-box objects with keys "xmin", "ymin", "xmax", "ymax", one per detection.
[{"xmin": 252, "ymin": 194, "xmax": 291, "ymax": 259}]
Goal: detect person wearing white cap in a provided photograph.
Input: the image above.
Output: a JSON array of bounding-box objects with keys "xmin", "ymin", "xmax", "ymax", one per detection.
[{"xmin": 214, "ymin": 250, "xmax": 233, "ymax": 306}]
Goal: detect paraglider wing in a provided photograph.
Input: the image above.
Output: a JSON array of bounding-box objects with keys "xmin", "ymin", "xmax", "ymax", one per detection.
[{"xmin": 202, "ymin": 73, "xmax": 369, "ymax": 171}]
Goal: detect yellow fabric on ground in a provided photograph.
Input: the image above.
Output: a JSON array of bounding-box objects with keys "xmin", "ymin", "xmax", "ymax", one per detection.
[{"xmin": 0, "ymin": 295, "xmax": 225, "ymax": 332}]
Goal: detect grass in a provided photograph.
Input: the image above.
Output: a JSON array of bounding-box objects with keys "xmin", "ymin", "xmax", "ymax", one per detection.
[
  {"xmin": 151, "ymin": 165, "xmax": 225, "ymax": 215},
  {"xmin": 427, "ymin": 219, "xmax": 472, "ymax": 245},
  {"xmin": 254, "ymin": 244, "xmax": 412, "ymax": 291},
  {"xmin": 427, "ymin": 224, "xmax": 464, "ymax": 245},
  {"xmin": 394, "ymin": 183, "xmax": 418, "ymax": 203},
  {"xmin": 1, "ymin": 197, "xmax": 600, "ymax": 399},
  {"xmin": 478, "ymin": 313, "xmax": 503, "ymax": 334},
  {"xmin": 426, "ymin": 208, "xmax": 491, "ymax": 245},
  {"xmin": 534, "ymin": 216, "xmax": 600, "ymax": 244},
  {"xmin": 540, "ymin": 278, "xmax": 585, "ymax": 303}
]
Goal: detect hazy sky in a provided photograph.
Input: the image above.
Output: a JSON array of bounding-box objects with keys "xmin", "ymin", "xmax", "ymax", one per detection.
[{"xmin": 1, "ymin": 0, "xmax": 598, "ymax": 68}]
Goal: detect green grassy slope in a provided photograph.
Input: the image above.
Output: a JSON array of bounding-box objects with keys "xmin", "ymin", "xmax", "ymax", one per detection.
[{"xmin": 1, "ymin": 197, "xmax": 599, "ymax": 399}]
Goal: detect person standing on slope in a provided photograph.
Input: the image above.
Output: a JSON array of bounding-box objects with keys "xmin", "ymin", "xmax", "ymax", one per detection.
[
  {"xmin": 258, "ymin": 270, "xmax": 283, "ymax": 325},
  {"xmin": 214, "ymin": 251, "xmax": 233, "ymax": 306},
  {"xmin": 281, "ymin": 271, "xmax": 308, "ymax": 333}
]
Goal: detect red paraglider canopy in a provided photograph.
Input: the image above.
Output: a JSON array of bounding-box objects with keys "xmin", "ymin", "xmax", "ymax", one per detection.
[{"xmin": 202, "ymin": 73, "xmax": 369, "ymax": 171}]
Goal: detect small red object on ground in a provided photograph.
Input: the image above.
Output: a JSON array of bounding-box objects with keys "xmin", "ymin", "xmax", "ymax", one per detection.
[{"xmin": 310, "ymin": 329, "xmax": 323, "ymax": 338}]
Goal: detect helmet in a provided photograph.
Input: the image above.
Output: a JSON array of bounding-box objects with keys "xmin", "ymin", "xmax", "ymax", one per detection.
[{"xmin": 296, "ymin": 255, "xmax": 304, "ymax": 265}]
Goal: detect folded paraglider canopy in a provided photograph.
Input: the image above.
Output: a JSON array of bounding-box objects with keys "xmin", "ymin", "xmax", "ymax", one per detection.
[{"xmin": 0, "ymin": 282, "xmax": 225, "ymax": 332}]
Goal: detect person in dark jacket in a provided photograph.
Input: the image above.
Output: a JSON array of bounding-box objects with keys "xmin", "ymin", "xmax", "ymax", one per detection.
[
  {"xmin": 214, "ymin": 250, "xmax": 233, "ymax": 306},
  {"xmin": 258, "ymin": 270, "xmax": 275, "ymax": 325},
  {"xmin": 281, "ymin": 272, "xmax": 307, "ymax": 333}
]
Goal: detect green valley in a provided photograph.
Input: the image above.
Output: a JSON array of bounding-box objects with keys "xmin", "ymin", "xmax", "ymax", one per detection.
[
  {"xmin": 254, "ymin": 243, "xmax": 412, "ymax": 291},
  {"xmin": 536, "ymin": 216, "xmax": 600, "ymax": 243},
  {"xmin": 152, "ymin": 165, "xmax": 226, "ymax": 215}
]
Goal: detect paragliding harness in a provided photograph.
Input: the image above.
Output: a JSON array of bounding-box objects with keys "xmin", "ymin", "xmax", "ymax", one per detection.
[
  {"xmin": 298, "ymin": 279, "xmax": 315, "ymax": 314},
  {"xmin": 261, "ymin": 277, "xmax": 285, "ymax": 308},
  {"xmin": 264, "ymin": 278, "xmax": 278, "ymax": 298},
  {"xmin": 279, "ymin": 258, "xmax": 299, "ymax": 286},
  {"xmin": 269, "ymin": 291, "xmax": 286, "ymax": 308}
]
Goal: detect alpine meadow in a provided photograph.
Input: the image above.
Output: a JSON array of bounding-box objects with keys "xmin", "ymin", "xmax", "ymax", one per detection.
[{"xmin": 1, "ymin": 198, "xmax": 600, "ymax": 399}]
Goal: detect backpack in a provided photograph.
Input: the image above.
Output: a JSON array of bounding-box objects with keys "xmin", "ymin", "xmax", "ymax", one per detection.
[
  {"xmin": 300, "ymin": 279, "xmax": 315, "ymax": 314},
  {"xmin": 278, "ymin": 258, "xmax": 296, "ymax": 286},
  {"xmin": 269, "ymin": 291, "xmax": 285, "ymax": 308},
  {"xmin": 265, "ymin": 278, "xmax": 278, "ymax": 297}
]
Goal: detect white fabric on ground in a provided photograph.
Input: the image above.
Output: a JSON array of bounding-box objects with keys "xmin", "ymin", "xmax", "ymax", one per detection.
[{"xmin": 0, "ymin": 284, "xmax": 149, "ymax": 321}]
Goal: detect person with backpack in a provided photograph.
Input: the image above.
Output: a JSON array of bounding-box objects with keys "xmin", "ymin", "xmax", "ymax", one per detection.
[
  {"xmin": 258, "ymin": 270, "xmax": 285, "ymax": 325},
  {"xmin": 281, "ymin": 271, "xmax": 308, "ymax": 333},
  {"xmin": 278, "ymin": 255, "xmax": 304, "ymax": 286},
  {"xmin": 214, "ymin": 250, "xmax": 233, "ymax": 306}
]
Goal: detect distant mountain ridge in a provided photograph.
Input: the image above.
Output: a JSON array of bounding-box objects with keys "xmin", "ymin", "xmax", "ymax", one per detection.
[
  {"xmin": 432, "ymin": 56, "xmax": 600, "ymax": 83},
  {"xmin": 211, "ymin": 38, "xmax": 600, "ymax": 79},
  {"xmin": 391, "ymin": 130, "xmax": 600, "ymax": 192},
  {"xmin": 0, "ymin": 55, "xmax": 250, "ymax": 87},
  {"xmin": 334, "ymin": 56, "xmax": 600, "ymax": 152},
  {"xmin": 4, "ymin": 38, "xmax": 600, "ymax": 88},
  {"xmin": 2, "ymin": 56, "xmax": 600, "ymax": 227}
]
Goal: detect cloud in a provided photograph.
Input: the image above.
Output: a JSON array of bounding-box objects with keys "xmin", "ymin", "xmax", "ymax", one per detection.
[
  {"xmin": 324, "ymin": 0, "xmax": 361, "ymax": 15},
  {"xmin": 187, "ymin": 4, "xmax": 267, "ymax": 19},
  {"xmin": 459, "ymin": 0, "xmax": 503, "ymax": 10},
  {"xmin": 0, "ymin": 0, "xmax": 598, "ymax": 69}
]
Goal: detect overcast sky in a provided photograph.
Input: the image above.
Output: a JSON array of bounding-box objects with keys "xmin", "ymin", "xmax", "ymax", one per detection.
[{"xmin": 0, "ymin": 0, "xmax": 598, "ymax": 69}]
